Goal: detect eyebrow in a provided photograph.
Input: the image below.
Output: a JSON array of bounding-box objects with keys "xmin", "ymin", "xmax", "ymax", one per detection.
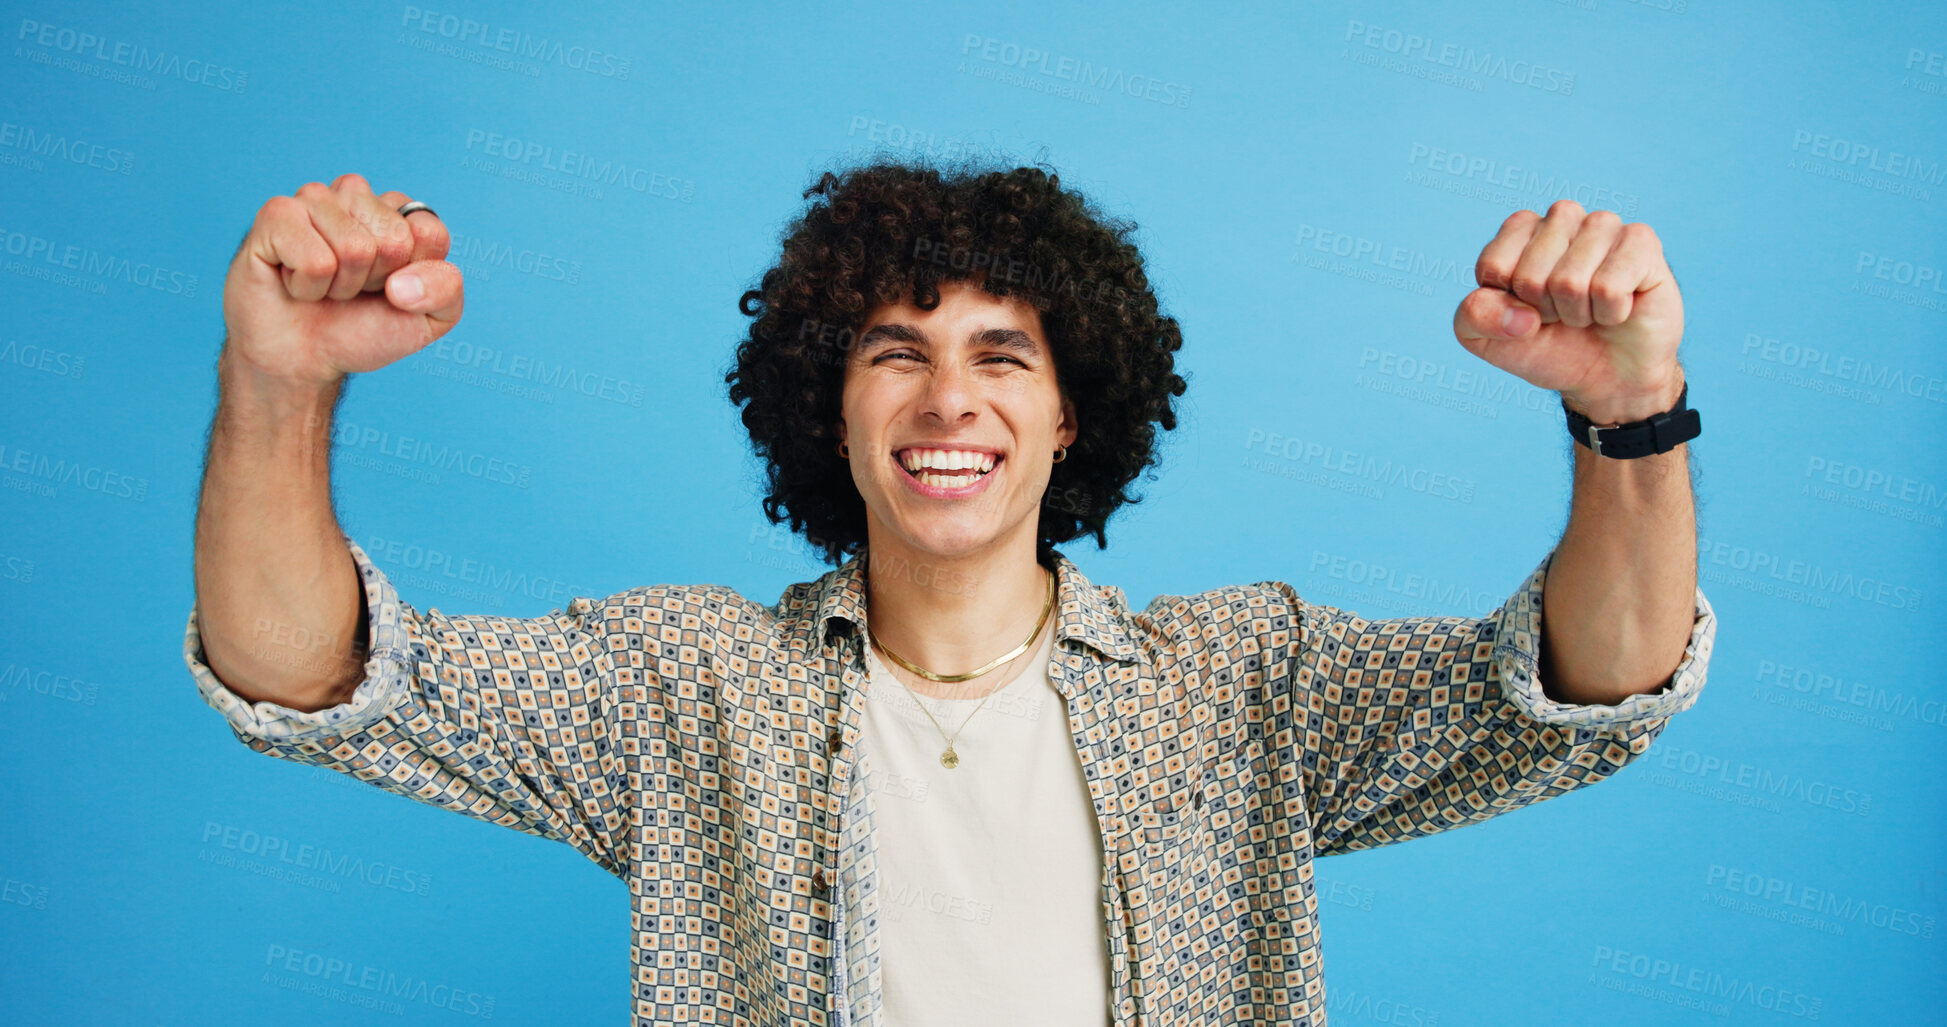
[{"xmin": 854, "ymin": 323, "xmax": 1042, "ymax": 357}]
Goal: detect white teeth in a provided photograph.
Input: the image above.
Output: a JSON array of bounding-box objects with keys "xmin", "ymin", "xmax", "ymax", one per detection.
[{"xmin": 899, "ymin": 449, "xmax": 997, "ymax": 475}]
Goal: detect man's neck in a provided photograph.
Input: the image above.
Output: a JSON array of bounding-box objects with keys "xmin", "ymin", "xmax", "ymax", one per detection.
[{"xmin": 859, "ymin": 533, "xmax": 1054, "ymax": 695}]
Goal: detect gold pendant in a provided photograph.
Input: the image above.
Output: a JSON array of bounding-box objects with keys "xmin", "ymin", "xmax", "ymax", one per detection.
[{"xmin": 940, "ymin": 747, "xmax": 959, "ymax": 769}]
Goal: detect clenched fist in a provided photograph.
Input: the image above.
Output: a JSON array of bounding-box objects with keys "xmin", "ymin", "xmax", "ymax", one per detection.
[
  {"xmin": 222, "ymin": 173, "xmax": 463, "ymax": 386},
  {"xmin": 1453, "ymin": 199, "xmax": 1685, "ymax": 425}
]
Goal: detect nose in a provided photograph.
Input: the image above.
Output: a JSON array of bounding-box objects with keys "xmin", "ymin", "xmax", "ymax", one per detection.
[{"xmin": 918, "ymin": 357, "xmax": 977, "ymax": 424}]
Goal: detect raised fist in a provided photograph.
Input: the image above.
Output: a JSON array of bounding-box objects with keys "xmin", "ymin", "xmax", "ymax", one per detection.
[
  {"xmin": 222, "ymin": 173, "xmax": 463, "ymax": 385},
  {"xmin": 1452, "ymin": 199, "xmax": 1684, "ymax": 425}
]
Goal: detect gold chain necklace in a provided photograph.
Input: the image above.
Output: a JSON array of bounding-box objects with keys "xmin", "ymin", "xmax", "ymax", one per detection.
[{"xmin": 865, "ymin": 562, "xmax": 1056, "ymax": 769}]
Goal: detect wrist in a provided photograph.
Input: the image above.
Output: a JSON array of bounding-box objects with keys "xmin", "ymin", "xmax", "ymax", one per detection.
[
  {"xmin": 1561, "ymin": 370, "xmax": 1685, "ymax": 425},
  {"xmin": 220, "ymin": 346, "xmax": 341, "ymax": 400},
  {"xmin": 217, "ymin": 346, "xmax": 342, "ymax": 448}
]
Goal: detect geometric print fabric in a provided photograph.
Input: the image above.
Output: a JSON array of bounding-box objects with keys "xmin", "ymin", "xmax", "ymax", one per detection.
[{"xmin": 182, "ymin": 533, "xmax": 1715, "ymax": 1026}]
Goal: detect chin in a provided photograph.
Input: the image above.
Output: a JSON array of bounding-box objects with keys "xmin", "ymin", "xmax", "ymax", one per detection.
[
  {"xmin": 895, "ymin": 529, "xmax": 990, "ymax": 559},
  {"xmin": 885, "ymin": 515, "xmax": 1011, "ymax": 559}
]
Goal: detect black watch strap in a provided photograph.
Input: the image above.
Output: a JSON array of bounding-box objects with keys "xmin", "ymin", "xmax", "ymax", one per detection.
[{"xmin": 1562, "ymin": 382, "xmax": 1700, "ymax": 458}]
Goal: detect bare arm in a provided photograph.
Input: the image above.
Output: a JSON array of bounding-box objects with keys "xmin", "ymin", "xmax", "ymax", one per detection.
[
  {"xmin": 193, "ymin": 350, "xmax": 366, "ymax": 711},
  {"xmin": 1539, "ymin": 373, "xmax": 1699, "ymax": 704},
  {"xmin": 190, "ymin": 173, "xmax": 462, "ymax": 711},
  {"xmin": 1453, "ymin": 201, "xmax": 1702, "ymax": 707}
]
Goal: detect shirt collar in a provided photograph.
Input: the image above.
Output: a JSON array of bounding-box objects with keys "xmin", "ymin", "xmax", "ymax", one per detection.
[{"xmin": 813, "ymin": 547, "xmax": 1140, "ymax": 663}]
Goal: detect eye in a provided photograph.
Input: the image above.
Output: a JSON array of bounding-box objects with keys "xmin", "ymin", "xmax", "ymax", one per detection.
[{"xmin": 874, "ymin": 352, "xmax": 1023, "ymax": 366}]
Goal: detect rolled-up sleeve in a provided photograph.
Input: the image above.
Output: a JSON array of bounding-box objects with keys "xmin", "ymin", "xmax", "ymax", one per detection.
[
  {"xmin": 1268, "ymin": 546, "xmax": 1716, "ymax": 858},
  {"xmin": 1490, "ymin": 547, "xmax": 1714, "ymax": 728},
  {"xmin": 182, "ymin": 532, "xmax": 635, "ymax": 877}
]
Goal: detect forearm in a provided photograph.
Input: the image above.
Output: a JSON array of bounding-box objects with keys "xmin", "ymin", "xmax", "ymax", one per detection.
[
  {"xmin": 193, "ymin": 346, "xmax": 368, "ymax": 711},
  {"xmin": 1539, "ymin": 382, "xmax": 1699, "ymax": 706}
]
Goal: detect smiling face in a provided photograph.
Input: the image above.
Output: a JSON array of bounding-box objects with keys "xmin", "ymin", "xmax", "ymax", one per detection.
[{"xmin": 836, "ymin": 277, "xmax": 1079, "ymax": 562}]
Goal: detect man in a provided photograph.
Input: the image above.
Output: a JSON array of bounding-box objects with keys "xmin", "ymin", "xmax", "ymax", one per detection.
[{"xmin": 184, "ymin": 161, "xmax": 1714, "ymax": 1026}]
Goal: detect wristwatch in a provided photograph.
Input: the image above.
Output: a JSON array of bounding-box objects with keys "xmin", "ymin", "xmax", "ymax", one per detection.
[{"xmin": 1561, "ymin": 381, "xmax": 1700, "ymax": 458}]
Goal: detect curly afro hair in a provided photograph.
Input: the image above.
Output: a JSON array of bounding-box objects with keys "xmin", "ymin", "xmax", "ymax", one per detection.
[{"xmin": 723, "ymin": 156, "xmax": 1189, "ymax": 567}]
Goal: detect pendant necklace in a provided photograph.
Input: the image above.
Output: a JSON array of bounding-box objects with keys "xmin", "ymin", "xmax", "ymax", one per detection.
[{"xmin": 866, "ymin": 561, "xmax": 1056, "ymax": 769}]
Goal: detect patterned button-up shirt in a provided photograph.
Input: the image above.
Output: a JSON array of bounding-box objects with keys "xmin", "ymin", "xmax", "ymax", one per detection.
[{"xmin": 182, "ymin": 533, "xmax": 1715, "ymax": 1026}]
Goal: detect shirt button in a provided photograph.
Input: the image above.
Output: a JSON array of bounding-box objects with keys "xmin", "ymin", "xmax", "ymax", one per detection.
[
  {"xmin": 827, "ymin": 729, "xmax": 843, "ymax": 756},
  {"xmin": 812, "ymin": 867, "xmax": 829, "ymax": 891}
]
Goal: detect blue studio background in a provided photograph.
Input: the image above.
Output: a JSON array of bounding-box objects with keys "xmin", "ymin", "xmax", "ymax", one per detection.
[{"xmin": 4, "ymin": 1, "xmax": 1943, "ymax": 1023}]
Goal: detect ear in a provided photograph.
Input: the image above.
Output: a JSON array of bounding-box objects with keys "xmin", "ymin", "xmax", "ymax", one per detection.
[
  {"xmin": 836, "ymin": 417, "xmax": 847, "ymax": 442},
  {"xmin": 1057, "ymin": 393, "xmax": 1079, "ymax": 449}
]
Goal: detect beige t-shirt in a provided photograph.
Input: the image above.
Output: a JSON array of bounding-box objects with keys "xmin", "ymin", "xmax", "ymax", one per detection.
[{"xmin": 859, "ymin": 622, "xmax": 1113, "ymax": 1027}]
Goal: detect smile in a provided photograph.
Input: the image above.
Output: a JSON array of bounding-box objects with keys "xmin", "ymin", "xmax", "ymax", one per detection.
[{"xmin": 894, "ymin": 447, "xmax": 1000, "ymax": 498}]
